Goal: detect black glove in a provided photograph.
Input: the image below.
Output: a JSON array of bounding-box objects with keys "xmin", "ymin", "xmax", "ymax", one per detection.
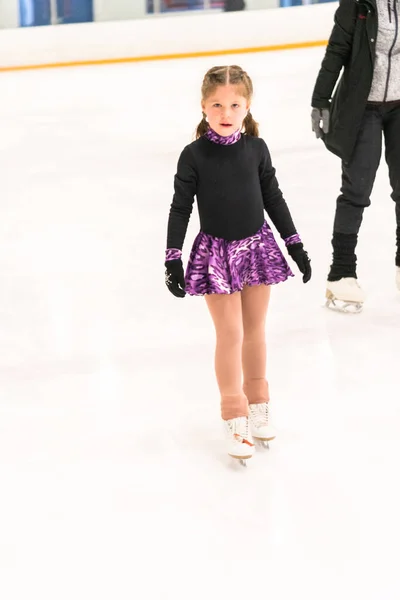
[
  {"xmin": 311, "ymin": 107, "xmax": 330, "ymax": 139},
  {"xmin": 287, "ymin": 243, "xmax": 312, "ymax": 283},
  {"xmin": 165, "ymin": 259, "xmax": 186, "ymax": 298}
]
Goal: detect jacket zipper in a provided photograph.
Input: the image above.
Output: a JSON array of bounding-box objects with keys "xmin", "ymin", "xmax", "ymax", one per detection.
[{"xmin": 384, "ymin": 0, "xmax": 399, "ymax": 101}]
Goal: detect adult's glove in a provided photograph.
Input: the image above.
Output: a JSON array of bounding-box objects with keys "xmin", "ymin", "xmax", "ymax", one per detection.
[
  {"xmin": 311, "ymin": 107, "xmax": 330, "ymax": 139},
  {"xmin": 165, "ymin": 259, "xmax": 186, "ymax": 298},
  {"xmin": 287, "ymin": 243, "xmax": 312, "ymax": 284}
]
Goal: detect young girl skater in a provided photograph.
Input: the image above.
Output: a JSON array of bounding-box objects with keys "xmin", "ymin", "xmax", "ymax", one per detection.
[{"xmin": 165, "ymin": 65, "xmax": 311, "ymax": 464}]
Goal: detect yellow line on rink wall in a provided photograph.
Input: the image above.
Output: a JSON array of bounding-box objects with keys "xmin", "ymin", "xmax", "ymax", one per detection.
[{"xmin": 0, "ymin": 39, "xmax": 327, "ymax": 73}]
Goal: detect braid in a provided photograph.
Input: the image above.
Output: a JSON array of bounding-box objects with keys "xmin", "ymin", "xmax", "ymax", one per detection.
[
  {"xmin": 195, "ymin": 114, "xmax": 209, "ymax": 139},
  {"xmin": 243, "ymin": 111, "xmax": 259, "ymax": 137}
]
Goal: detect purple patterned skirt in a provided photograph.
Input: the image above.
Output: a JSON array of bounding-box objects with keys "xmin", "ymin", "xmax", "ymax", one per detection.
[{"xmin": 185, "ymin": 221, "xmax": 293, "ymax": 296}]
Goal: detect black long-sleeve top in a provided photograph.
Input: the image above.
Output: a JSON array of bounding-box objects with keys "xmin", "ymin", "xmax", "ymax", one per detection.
[{"xmin": 166, "ymin": 135, "xmax": 297, "ymax": 250}]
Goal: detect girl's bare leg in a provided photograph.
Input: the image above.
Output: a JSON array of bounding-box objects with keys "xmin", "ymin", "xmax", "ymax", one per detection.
[
  {"xmin": 205, "ymin": 292, "xmax": 247, "ymax": 420},
  {"xmin": 241, "ymin": 285, "xmax": 271, "ymax": 405}
]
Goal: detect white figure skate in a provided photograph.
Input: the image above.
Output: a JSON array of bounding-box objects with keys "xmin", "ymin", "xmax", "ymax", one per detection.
[
  {"xmin": 325, "ymin": 277, "xmax": 365, "ymax": 314},
  {"xmin": 249, "ymin": 403, "xmax": 276, "ymax": 449},
  {"xmin": 224, "ymin": 416, "xmax": 255, "ymax": 466},
  {"xmin": 396, "ymin": 267, "xmax": 400, "ymax": 291}
]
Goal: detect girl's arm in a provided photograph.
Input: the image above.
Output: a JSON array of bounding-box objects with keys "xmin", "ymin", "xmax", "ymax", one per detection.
[
  {"xmin": 166, "ymin": 146, "xmax": 197, "ymax": 259},
  {"xmin": 259, "ymin": 141, "xmax": 311, "ymax": 283},
  {"xmin": 259, "ymin": 140, "xmax": 298, "ymax": 244}
]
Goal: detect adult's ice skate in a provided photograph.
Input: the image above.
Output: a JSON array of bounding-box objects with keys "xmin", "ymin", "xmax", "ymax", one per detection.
[
  {"xmin": 249, "ymin": 403, "xmax": 276, "ymax": 448},
  {"xmin": 325, "ymin": 277, "xmax": 365, "ymax": 314},
  {"xmin": 224, "ymin": 416, "xmax": 255, "ymax": 466}
]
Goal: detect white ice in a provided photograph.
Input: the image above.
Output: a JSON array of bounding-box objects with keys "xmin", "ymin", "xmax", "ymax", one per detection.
[{"xmin": 0, "ymin": 47, "xmax": 399, "ymax": 600}]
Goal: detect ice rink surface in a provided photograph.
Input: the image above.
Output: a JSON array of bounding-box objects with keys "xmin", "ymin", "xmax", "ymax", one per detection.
[{"xmin": 0, "ymin": 47, "xmax": 399, "ymax": 599}]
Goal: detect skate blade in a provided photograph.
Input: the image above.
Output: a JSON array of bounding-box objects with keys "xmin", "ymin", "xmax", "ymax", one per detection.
[
  {"xmin": 229, "ymin": 455, "xmax": 252, "ymax": 467},
  {"xmin": 254, "ymin": 438, "xmax": 273, "ymax": 449},
  {"xmin": 325, "ymin": 291, "xmax": 363, "ymax": 314}
]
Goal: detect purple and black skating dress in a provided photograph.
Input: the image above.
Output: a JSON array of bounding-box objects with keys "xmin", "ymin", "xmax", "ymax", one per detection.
[{"xmin": 165, "ymin": 128, "xmax": 300, "ymax": 296}]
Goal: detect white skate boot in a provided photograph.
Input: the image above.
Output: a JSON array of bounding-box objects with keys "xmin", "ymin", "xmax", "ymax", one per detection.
[
  {"xmin": 325, "ymin": 277, "xmax": 365, "ymax": 313},
  {"xmin": 396, "ymin": 267, "xmax": 400, "ymax": 291},
  {"xmin": 224, "ymin": 416, "xmax": 255, "ymax": 466},
  {"xmin": 249, "ymin": 403, "xmax": 276, "ymax": 448}
]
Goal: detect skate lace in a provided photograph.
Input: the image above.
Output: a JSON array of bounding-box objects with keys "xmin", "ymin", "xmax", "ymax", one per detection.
[
  {"xmin": 227, "ymin": 417, "xmax": 252, "ymax": 445},
  {"xmin": 250, "ymin": 403, "xmax": 269, "ymax": 428}
]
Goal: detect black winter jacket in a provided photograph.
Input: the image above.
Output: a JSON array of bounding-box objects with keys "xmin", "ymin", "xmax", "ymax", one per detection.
[{"xmin": 312, "ymin": 0, "xmax": 378, "ymax": 163}]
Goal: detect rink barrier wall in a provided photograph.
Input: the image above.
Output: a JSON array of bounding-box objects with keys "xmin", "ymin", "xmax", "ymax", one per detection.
[
  {"xmin": 0, "ymin": 40, "xmax": 329, "ymax": 73},
  {"xmin": 0, "ymin": 3, "xmax": 337, "ymax": 73}
]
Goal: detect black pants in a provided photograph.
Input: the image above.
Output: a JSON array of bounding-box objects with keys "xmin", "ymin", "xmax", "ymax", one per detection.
[{"xmin": 329, "ymin": 103, "xmax": 400, "ymax": 280}]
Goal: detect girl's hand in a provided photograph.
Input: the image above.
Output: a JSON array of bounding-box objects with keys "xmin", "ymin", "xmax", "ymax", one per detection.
[
  {"xmin": 287, "ymin": 243, "xmax": 312, "ymax": 284},
  {"xmin": 165, "ymin": 259, "xmax": 186, "ymax": 298}
]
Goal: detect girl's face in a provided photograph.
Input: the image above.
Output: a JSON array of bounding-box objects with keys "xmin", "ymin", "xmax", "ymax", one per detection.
[{"xmin": 202, "ymin": 84, "xmax": 250, "ymax": 137}]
